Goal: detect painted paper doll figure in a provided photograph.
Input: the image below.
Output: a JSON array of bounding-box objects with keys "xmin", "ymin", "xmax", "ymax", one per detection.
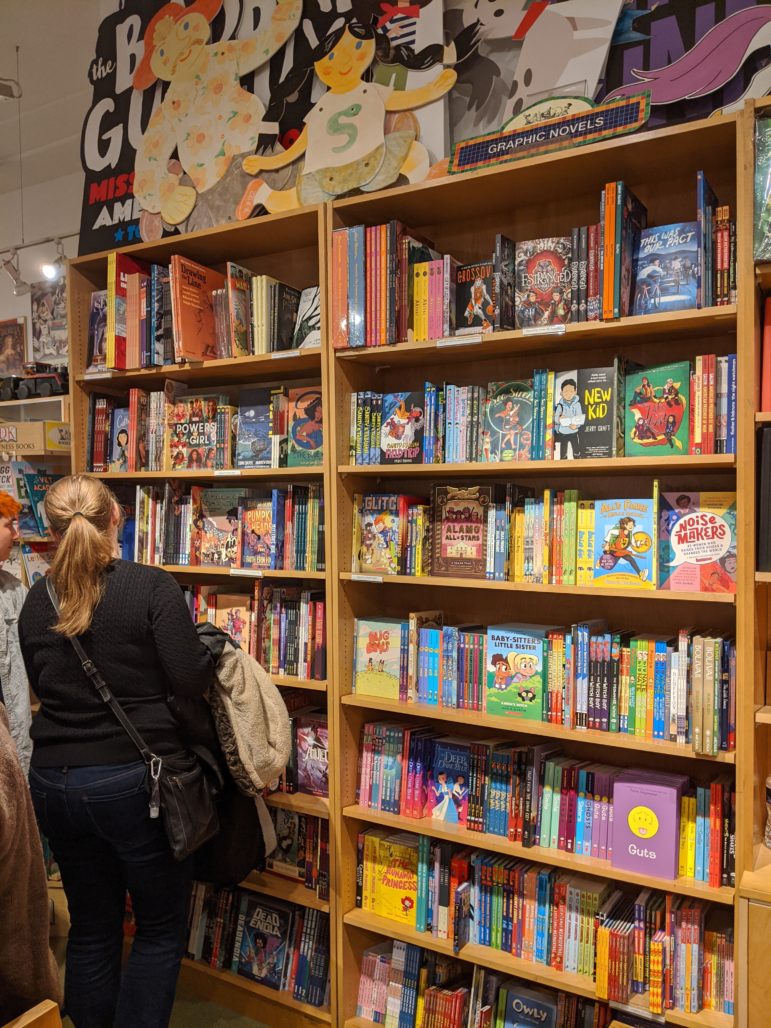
[
  {"xmin": 236, "ymin": 22, "xmax": 456, "ymax": 217},
  {"xmin": 490, "ymin": 653, "xmax": 511, "ymax": 692},
  {"xmin": 131, "ymin": 0, "xmax": 302, "ymax": 228}
]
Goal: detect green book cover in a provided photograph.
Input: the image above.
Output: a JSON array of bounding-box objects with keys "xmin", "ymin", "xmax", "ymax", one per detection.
[{"xmin": 625, "ymin": 360, "xmax": 690, "ymax": 456}]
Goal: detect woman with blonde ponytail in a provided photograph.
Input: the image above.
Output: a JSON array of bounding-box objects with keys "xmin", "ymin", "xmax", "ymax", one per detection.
[{"xmin": 18, "ymin": 475, "xmax": 215, "ymax": 1028}]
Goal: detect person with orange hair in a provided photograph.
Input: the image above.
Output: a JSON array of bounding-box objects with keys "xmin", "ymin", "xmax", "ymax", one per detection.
[{"xmin": 0, "ymin": 489, "xmax": 30, "ymax": 773}]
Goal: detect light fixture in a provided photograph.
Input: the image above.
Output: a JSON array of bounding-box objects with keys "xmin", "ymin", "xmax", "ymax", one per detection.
[
  {"xmin": 1, "ymin": 250, "xmax": 30, "ymax": 296},
  {"xmin": 41, "ymin": 238, "xmax": 66, "ymax": 281}
]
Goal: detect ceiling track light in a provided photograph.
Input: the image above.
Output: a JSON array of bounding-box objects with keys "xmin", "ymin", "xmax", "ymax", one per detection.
[
  {"xmin": 41, "ymin": 238, "xmax": 66, "ymax": 281},
  {"xmin": 1, "ymin": 250, "xmax": 30, "ymax": 296}
]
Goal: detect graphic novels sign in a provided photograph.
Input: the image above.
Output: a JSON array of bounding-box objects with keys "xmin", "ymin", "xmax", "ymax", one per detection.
[{"xmin": 449, "ymin": 95, "xmax": 649, "ymax": 175}]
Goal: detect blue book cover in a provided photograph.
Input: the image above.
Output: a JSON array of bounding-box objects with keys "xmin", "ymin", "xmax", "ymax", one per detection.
[
  {"xmin": 235, "ymin": 387, "xmax": 272, "ymax": 468},
  {"xmin": 503, "ymin": 982, "xmax": 558, "ymax": 1028},
  {"xmin": 633, "ymin": 222, "xmax": 698, "ymax": 316},
  {"xmin": 697, "ymin": 171, "xmax": 719, "ymax": 308},
  {"xmin": 695, "ymin": 785, "xmax": 707, "ymax": 883},
  {"xmin": 426, "ymin": 737, "xmax": 471, "ymax": 826},
  {"xmin": 348, "ymin": 226, "xmax": 365, "ymax": 349},
  {"xmin": 236, "ymin": 895, "xmax": 293, "ymax": 988},
  {"xmin": 593, "ymin": 497, "xmax": 656, "ymax": 590},
  {"xmin": 108, "ymin": 408, "xmax": 130, "ymax": 473}
]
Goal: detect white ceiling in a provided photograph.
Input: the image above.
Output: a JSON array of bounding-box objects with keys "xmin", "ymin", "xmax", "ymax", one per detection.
[{"xmin": 0, "ymin": 0, "xmax": 105, "ymax": 195}]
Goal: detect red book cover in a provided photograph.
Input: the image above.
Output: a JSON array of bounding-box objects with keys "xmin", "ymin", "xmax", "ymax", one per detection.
[
  {"xmin": 688, "ymin": 370, "xmax": 696, "ymax": 454},
  {"xmin": 170, "ymin": 255, "xmax": 225, "ymax": 362},
  {"xmin": 108, "ymin": 253, "xmax": 150, "ymax": 370}
]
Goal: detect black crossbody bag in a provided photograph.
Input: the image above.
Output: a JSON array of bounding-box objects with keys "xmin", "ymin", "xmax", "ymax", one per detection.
[{"xmin": 46, "ymin": 577, "xmax": 220, "ymax": 861}]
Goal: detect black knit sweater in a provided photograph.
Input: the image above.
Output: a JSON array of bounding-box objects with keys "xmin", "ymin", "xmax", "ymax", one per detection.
[{"xmin": 18, "ymin": 561, "xmax": 214, "ymax": 767}]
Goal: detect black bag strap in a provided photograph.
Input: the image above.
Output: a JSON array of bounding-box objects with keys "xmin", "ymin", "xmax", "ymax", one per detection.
[{"xmin": 46, "ymin": 577, "xmax": 163, "ymax": 814}]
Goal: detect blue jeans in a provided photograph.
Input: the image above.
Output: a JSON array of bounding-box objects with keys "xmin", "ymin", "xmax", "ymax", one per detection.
[{"xmin": 28, "ymin": 761, "xmax": 193, "ymax": 1028}]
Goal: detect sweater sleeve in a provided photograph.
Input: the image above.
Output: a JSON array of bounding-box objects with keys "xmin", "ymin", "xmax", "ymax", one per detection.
[{"xmin": 149, "ymin": 572, "xmax": 214, "ymax": 698}]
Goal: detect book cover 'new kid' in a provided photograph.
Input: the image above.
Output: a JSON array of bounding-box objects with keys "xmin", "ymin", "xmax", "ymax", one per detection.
[
  {"xmin": 380, "ymin": 392, "xmax": 425, "ymax": 464},
  {"xmin": 515, "ymin": 237, "xmax": 573, "ymax": 328},
  {"xmin": 625, "ymin": 361, "xmax": 689, "ymax": 456},
  {"xmin": 236, "ymin": 895, "xmax": 293, "ymax": 988},
  {"xmin": 633, "ymin": 222, "xmax": 698, "ymax": 315},
  {"xmin": 658, "ymin": 491, "xmax": 736, "ymax": 593},
  {"xmin": 353, "ymin": 617, "xmax": 406, "ymax": 700},
  {"xmin": 426, "ymin": 737, "xmax": 471, "ymax": 826},
  {"xmin": 553, "ymin": 364, "xmax": 624, "ymax": 460},
  {"xmin": 484, "ymin": 381, "xmax": 533, "ymax": 462},
  {"xmin": 593, "ymin": 496, "xmax": 656, "ymax": 589},
  {"xmin": 485, "ymin": 623, "xmax": 558, "ymax": 720}
]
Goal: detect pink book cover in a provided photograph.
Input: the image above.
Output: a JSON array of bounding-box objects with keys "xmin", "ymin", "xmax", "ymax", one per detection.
[
  {"xmin": 611, "ymin": 775, "xmax": 683, "ymax": 879},
  {"xmin": 557, "ymin": 764, "xmax": 572, "ymax": 851},
  {"xmin": 429, "ymin": 259, "xmax": 443, "ymax": 339}
]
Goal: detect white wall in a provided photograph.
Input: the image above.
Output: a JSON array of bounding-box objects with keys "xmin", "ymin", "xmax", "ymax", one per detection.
[{"xmin": 0, "ymin": 172, "xmax": 83, "ymax": 328}]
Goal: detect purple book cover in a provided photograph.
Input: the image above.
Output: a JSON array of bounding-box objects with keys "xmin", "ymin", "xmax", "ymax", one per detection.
[{"xmin": 611, "ymin": 774, "xmax": 685, "ymax": 879}]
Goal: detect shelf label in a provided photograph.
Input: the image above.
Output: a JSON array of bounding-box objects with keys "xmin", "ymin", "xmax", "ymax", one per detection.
[
  {"xmin": 271, "ymin": 350, "xmax": 298, "ymax": 359},
  {"xmin": 214, "ymin": 468, "xmax": 242, "ymax": 476},
  {"xmin": 230, "ymin": 568, "xmax": 264, "ymax": 578},
  {"xmin": 350, "ymin": 573, "xmax": 383, "ymax": 583},
  {"xmin": 522, "ymin": 323, "xmax": 566, "ymax": 337},
  {"xmin": 84, "ymin": 370, "xmax": 114, "ymax": 379},
  {"xmin": 436, "ymin": 333, "xmax": 482, "ymax": 348}
]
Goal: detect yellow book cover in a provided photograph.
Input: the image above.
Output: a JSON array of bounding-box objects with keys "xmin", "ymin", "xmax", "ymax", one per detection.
[
  {"xmin": 678, "ymin": 794, "xmax": 688, "ymax": 877},
  {"xmin": 374, "ymin": 833, "xmax": 419, "ymax": 927},
  {"xmin": 363, "ymin": 829, "xmax": 391, "ymax": 912},
  {"xmin": 686, "ymin": 796, "xmax": 697, "ymax": 878},
  {"xmin": 414, "ymin": 965, "xmax": 428, "ymax": 1028},
  {"xmin": 595, "ymin": 925, "xmax": 608, "ymax": 999}
]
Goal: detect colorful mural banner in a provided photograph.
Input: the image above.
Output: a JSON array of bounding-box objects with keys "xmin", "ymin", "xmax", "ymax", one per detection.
[{"xmin": 448, "ymin": 95, "xmax": 650, "ymax": 175}]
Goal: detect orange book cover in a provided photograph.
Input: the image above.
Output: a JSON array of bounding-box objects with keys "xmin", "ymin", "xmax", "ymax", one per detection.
[
  {"xmin": 170, "ymin": 255, "xmax": 224, "ymax": 362},
  {"xmin": 603, "ymin": 182, "xmax": 616, "ymax": 321},
  {"xmin": 762, "ymin": 297, "xmax": 771, "ymax": 410}
]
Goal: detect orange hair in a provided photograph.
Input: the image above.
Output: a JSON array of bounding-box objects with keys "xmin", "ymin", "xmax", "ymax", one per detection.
[
  {"xmin": 0, "ymin": 491, "xmax": 21, "ymax": 520},
  {"xmin": 133, "ymin": 0, "xmax": 223, "ymax": 90}
]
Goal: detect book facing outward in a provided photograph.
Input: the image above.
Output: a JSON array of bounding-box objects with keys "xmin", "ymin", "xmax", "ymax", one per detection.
[{"xmin": 170, "ymin": 255, "xmax": 225, "ymax": 362}]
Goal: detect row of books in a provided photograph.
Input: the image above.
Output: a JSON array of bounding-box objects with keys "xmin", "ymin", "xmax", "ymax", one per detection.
[
  {"xmin": 88, "ymin": 383, "xmax": 323, "ymax": 473},
  {"xmin": 351, "ymin": 355, "xmax": 736, "ymax": 467},
  {"xmin": 267, "ymin": 808, "xmax": 329, "ymax": 901},
  {"xmin": 266, "ymin": 704, "xmax": 329, "ymax": 799},
  {"xmin": 352, "ymin": 486, "xmax": 737, "ymax": 595},
  {"xmin": 185, "ymin": 883, "xmax": 330, "ymax": 1007},
  {"xmin": 0, "ymin": 460, "xmax": 59, "ymax": 539},
  {"xmin": 353, "ymin": 617, "xmax": 736, "ymax": 755},
  {"xmin": 331, "ymin": 172, "xmax": 733, "ymax": 349},
  {"xmin": 356, "ymin": 728, "xmax": 734, "ymax": 887},
  {"xmin": 183, "ymin": 582, "xmax": 327, "ymax": 682},
  {"xmin": 94, "ymin": 253, "xmax": 319, "ymax": 370},
  {"xmin": 356, "ymin": 946, "xmax": 613, "ymax": 1028},
  {"xmin": 356, "ymin": 829, "xmax": 734, "ymax": 1015},
  {"xmin": 126, "ymin": 482, "xmax": 325, "ymax": 572}
]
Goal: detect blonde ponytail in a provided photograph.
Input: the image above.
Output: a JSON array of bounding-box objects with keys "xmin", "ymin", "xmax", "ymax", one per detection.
[{"xmin": 44, "ymin": 475, "xmax": 118, "ymax": 637}]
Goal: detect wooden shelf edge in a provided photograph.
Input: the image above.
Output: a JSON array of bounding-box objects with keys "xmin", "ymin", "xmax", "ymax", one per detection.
[
  {"xmin": 180, "ymin": 958, "xmax": 331, "ymax": 1022},
  {"xmin": 343, "ymin": 909, "xmax": 731, "ymax": 1026},
  {"xmin": 755, "ymin": 705, "xmax": 771, "ymax": 725},
  {"xmin": 241, "ymin": 870, "xmax": 330, "ymax": 913},
  {"xmin": 335, "ymin": 306, "xmax": 737, "ymax": 364},
  {"xmin": 342, "ymin": 805, "xmax": 734, "ymax": 906},
  {"xmin": 265, "ymin": 792, "xmax": 330, "ymax": 818},
  {"xmin": 273, "ymin": 675, "xmax": 327, "ymax": 692},
  {"xmin": 90, "ymin": 467, "xmax": 323, "ymax": 480},
  {"xmin": 162, "ymin": 565, "xmax": 326, "ymax": 580},
  {"xmin": 339, "ymin": 455, "xmax": 736, "ymax": 476},
  {"xmin": 340, "ymin": 694, "xmax": 736, "ymax": 763},
  {"xmin": 77, "ymin": 347, "xmax": 322, "ymax": 385},
  {"xmin": 339, "ymin": 572, "xmax": 735, "ymax": 604}
]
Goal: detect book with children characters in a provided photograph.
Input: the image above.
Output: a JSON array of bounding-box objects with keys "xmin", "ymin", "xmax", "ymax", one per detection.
[
  {"xmin": 658, "ymin": 491, "xmax": 736, "ymax": 593},
  {"xmin": 483, "ymin": 381, "xmax": 533, "ymax": 462},
  {"xmin": 235, "ymin": 894, "xmax": 293, "ymax": 988},
  {"xmin": 592, "ymin": 492, "xmax": 657, "ymax": 590},
  {"xmin": 189, "ymin": 486, "xmax": 242, "ymax": 568},
  {"xmin": 553, "ymin": 363, "xmax": 626, "ymax": 460},
  {"xmin": 380, "ymin": 392, "xmax": 425, "ymax": 464},
  {"xmin": 287, "ymin": 387, "xmax": 323, "ymax": 468},
  {"xmin": 353, "ymin": 617, "xmax": 408, "ymax": 700},
  {"xmin": 515, "ymin": 237, "xmax": 573, "ymax": 329},
  {"xmin": 633, "ymin": 222, "xmax": 698, "ymax": 315},
  {"xmin": 485, "ymin": 623, "xmax": 559, "ymax": 720},
  {"xmin": 625, "ymin": 361, "xmax": 690, "ymax": 456},
  {"xmin": 425, "ymin": 737, "xmax": 472, "ymax": 826}
]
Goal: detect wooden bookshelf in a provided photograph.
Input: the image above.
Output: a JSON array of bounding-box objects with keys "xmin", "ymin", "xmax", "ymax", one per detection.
[
  {"xmin": 66, "ymin": 203, "xmax": 337, "ymax": 1025},
  {"xmin": 65, "ymin": 108, "xmax": 758, "ymax": 1026},
  {"xmin": 326, "ymin": 110, "xmax": 744, "ymax": 1027},
  {"xmin": 342, "ymin": 804, "xmax": 734, "ymax": 905}
]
